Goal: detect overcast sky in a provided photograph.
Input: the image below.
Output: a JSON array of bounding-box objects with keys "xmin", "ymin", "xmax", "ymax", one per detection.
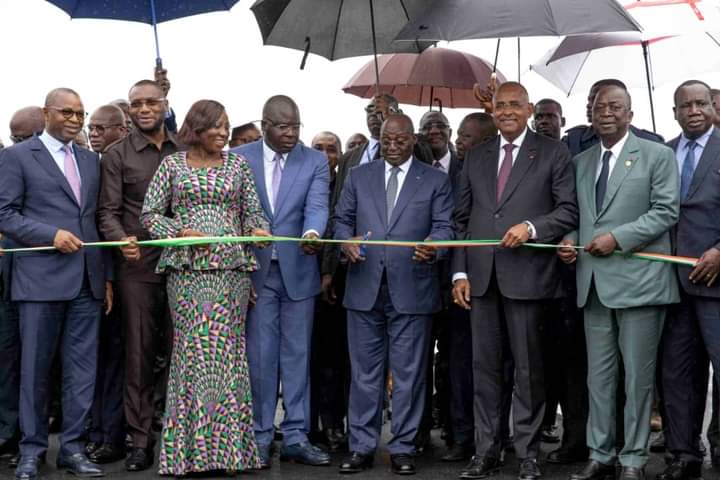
[{"xmin": 2, "ymin": 0, "xmax": 719, "ymax": 148}]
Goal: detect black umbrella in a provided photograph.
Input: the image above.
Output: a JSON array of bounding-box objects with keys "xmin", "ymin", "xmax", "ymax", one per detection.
[{"xmin": 251, "ymin": 0, "xmax": 435, "ymax": 88}]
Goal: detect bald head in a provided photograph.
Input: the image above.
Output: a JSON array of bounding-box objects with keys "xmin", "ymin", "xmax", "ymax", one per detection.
[
  {"xmin": 494, "ymin": 82, "xmax": 530, "ymax": 104},
  {"xmin": 44, "ymin": 88, "xmax": 80, "ymax": 108},
  {"xmin": 89, "ymin": 104, "xmax": 128, "ymax": 152},
  {"xmin": 262, "ymin": 95, "xmax": 301, "ymax": 153},
  {"xmin": 10, "ymin": 106, "xmax": 45, "ymax": 143}
]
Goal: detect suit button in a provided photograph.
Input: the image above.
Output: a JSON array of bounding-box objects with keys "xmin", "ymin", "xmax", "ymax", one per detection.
[{"xmin": 494, "ymin": 213, "xmax": 501, "ymax": 219}]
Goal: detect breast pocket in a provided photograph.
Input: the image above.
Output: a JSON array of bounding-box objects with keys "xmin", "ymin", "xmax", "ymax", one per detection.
[{"xmin": 123, "ymin": 174, "xmax": 151, "ymax": 201}]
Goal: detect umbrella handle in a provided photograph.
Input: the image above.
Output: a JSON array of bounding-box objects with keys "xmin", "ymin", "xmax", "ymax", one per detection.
[
  {"xmin": 433, "ymin": 98, "xmax": 443, "ymax": 112},
  {"xmin": 300, "ymin": 37, "xmax": 311, "ymax": 70}
]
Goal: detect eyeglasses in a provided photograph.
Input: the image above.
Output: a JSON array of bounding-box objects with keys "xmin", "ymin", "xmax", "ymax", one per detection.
[
  {"xmin": 421, "ymin": 122, "xmax": 450, "ymax": 131},
  {"xmin": 263, "ymin": 119, "xmax": 302, "ymax": 133},
  {"xmin": 88, "ymin": 124, "xmax": 123, "ymax": 135},
  {"xmin": 129, "ymin": 98, "xmax": 166, "ymax": 110},
  {"xmin": 47, "ymin": 107, "xmax": 87, "ymax": 120}
]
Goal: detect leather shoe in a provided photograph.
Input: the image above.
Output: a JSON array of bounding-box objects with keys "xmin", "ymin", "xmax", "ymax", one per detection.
[
  {"xmin": 519, "ymin": 458, "xmax": 541, "ymax": 480},
  {"xmin": 442, "ymin": 443, "xmax": 475, "ymax": 462},
  {"xmin": 84, "ymin": 442, "xmax": 100, "ymax": 456},
  {"xmin": 459, "ymin": 455, "xmax": 501, "ymax": 479},
  {"xmin": 339, "ymin": 451, "xmax": 373, "ymax": 474},
  {"xmin": 279, "ymin": 442, "xmax": 331, "ymax": 466},
  {"xmin": 570, "ymin": 460, "xmax": 616, "ymax": 480},
  {"xmin": 541, "ymin": 426, "xmax": 560, "ymax": 444},
  {"xmin": 124, "ymin": 447, "xmax": 153, "ymax": 472},
  {"xmin": 620, "ymin": 466, "xmax": 644, "ymax": 480},
  {"xmin": 324, "ymin": 428, "xmax": 348, "ymax": 453},
  {"xmin": 257, "ymin": 444, "xmax": 271, "ymax": 469},
  {"xmin": 390, "ymin": 454, "xmax": 416, "ymax": 475},
  {"xmin": 656, "ymin": 459, "xmax": 702, "ymax": 480},
  {"xmin": 712, "ymin": 446, "xmax": 720, "ymax": 468},
  {"xmin": 15, "ymin": 456, "xmax": 41, "ymax": 480},
  {"xmin": 547, "ymin": 447, "xmax": 589, "ymax": 464},
  {"xmin": 56, "ymin": 452, "xmax": 104, "ymax": 477},
  {"xmin": 650, "ymin": 433, "xmax": 666, "ymax": 453},
  {"xmin": 88, "ymin": 443, "xmax": 125, "ymax": 464},
  {"xmin": 9, "ymin": 453, "xmax": 20, "ymax": 468}
]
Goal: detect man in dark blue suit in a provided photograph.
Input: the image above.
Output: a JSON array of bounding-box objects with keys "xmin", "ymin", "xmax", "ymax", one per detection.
[
  {"xmin": 0, "ymin": 88, "xmax": 111, "ymax": 480},
  {"xmin": 231, "ymin": 95, "xmax": 330, "ymax": 469},
  {"xmin": 334, "ymin": 114, "xmax": 454, "ymax": 475},
  {"xmin": 658, "ymin": 80, "xmax": 720, "ymax": 480}
]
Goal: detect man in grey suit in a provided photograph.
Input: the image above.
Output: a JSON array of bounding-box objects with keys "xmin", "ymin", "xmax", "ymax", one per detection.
[
  {"xmin": 334, "ymin": 114, "xmax": 454, "ymax": 475},
  {"xmin": 658, "ymin": 80, "xmax": 720, "ymax": 480},
  {"xmin": 452, "ymin": 82, "xmax": 578, "ymax": 480},
  {"xmin": 558, "ymin": 85, "xmax": 679, "ymax": 480}
]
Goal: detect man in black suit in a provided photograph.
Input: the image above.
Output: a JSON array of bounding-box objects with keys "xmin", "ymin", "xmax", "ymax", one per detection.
[
  {"xmin": 658, "ymin": 80, "xmax": 720, "ymax": 480},
  {"xmin": 452, "ymin": 81, "xmax": 578, "ymax": 480}
]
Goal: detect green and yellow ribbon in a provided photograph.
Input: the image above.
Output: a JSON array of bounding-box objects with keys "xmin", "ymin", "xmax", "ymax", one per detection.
[{"xmin": 0, "ymin": 235, "xmax": 698, "ymax": 267}]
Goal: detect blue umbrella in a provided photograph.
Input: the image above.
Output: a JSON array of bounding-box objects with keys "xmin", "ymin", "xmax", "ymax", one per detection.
[{"xmin": 45, "ymin": 0, "xmax": 240, "ymax": 66}]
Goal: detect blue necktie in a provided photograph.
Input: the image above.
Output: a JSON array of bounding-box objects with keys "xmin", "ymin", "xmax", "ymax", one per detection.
[
  {"xmin": 680, "ymin": 140, "xmax": 698, "ymax": 201},
  {"xmin": 595, "ymin": 150, "xmax": 611, "ymax": 214}
]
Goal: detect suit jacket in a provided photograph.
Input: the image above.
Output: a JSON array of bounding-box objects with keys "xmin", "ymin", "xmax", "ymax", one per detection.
[
  {"xmin": 232, "ymin": 140, "xmax": 329, "ymax": 301},
  {"xmin": 668, "ymin": 128, "xmax": 720, "ymax": 298},
  {"xmin": 0, "ymin": 137, "xmax": 107, "ymax": 301},
  {"xmin": 563, "ymin": 124, "xmax": 665, "ymax": 157},
  {"xmin": 452, "ymin": 130, "xmax": 578, "ymax": 300},
  {"xmin": 569, "ymin": 131, "xmax": 680, "ymax": 309},
  {"xmin": 334, "ymin": 158, "xmax": 454, "ymax": 314}
]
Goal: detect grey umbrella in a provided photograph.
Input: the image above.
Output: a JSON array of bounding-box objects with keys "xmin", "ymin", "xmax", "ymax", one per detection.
[
  {"xmin": 394, "ymin": 0, "xmax": 641, "ymax": 42},
  {"xmin": 251, "ymin": 0, "xmax": 435, "ymax": 87}
]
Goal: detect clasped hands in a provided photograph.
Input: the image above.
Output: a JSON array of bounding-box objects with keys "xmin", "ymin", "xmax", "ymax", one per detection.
[
  {"xmin": 557, "ymin": 233, "xmax": 618, "ymax": 265},
  {"xmin": 340, "ymin": 234, "xmax": 436, "ymax": 264}
]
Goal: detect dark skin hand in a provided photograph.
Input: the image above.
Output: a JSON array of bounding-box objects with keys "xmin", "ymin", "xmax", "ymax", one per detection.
[
  {"xmin": 120, "ymin": 236, "xmax": 140, "ymax": 261},
  {"xmin": 473, "ymin": 77, "xmax": 497, "ymax": 113},
  {"xmin": 321, "ymin": 273, "xmax": 337, "ymax": 305},
  {"xmin": 412, "ymin": 237, "xmax": 436, "ymax": 263},
  {"xmin": 689, "ymin": 247, "xmax": 720, "ymax": 287},
  {"xmin": 104, "ymin": 281, "xmax": 113, "ymax": 315},
  {"xmin": 341, "ymin": 236, "xmax": 366, "ymax": 263},
  {"xmin": 452, "ymin": 279, "xmax": 471, "ymax": 310},
  {"xmin": 557, "ymin": 238, "xmax": 578, "ymax": 264},
  {"xmin": 300, "ymin": 231, "xmax": 321, "ymax": 255},
  {"xmin": 501, "ymin": 224, "xmax": 530, "ymax": 248},
  {"xmin": 584, "ymin": 232, "xmax": 617, "ymax": 256}
]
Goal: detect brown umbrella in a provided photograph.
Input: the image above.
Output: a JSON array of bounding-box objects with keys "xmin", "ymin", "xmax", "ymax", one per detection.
[{"xmin": 342, "ymin": 47, "xmax": 507, "ymax": 109}]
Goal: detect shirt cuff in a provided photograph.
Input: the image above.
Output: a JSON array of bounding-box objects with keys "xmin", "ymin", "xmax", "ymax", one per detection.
[
  {"xmin": 524, "ymin": 221, "xmax": 538, "ymax": 240},
  {"xmin": 303, "ymin": 229, "xmax": 320, "ymax": 238},
  {"xmin": 452, "ymin": 273, "xmax": 468, "ymax": 283}
]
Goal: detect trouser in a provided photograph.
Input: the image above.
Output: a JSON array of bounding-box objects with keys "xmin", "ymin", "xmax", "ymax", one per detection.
[{"xmin": 0, "ymin": 298, "xmax": 20, "ymax": 444}]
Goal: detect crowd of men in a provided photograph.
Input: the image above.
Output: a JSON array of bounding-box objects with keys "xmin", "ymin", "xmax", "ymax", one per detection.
[{"xmin": 0, "ymin": 67, "xmax": 720, "ymax": 480}]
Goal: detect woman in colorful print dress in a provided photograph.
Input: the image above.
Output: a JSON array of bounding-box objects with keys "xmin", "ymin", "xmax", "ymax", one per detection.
[{"xmin": 140, "ymin": 100, "xmax": 270, "ymax": 475}]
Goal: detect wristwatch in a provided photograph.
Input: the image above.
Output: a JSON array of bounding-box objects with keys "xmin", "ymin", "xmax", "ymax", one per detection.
[{"xmin": 522, "ymin": 220, "xmax": 535, "ymax": 239}]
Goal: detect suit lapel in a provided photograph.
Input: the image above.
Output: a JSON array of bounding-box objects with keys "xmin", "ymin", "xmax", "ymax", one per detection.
[
  {"xmin": 598, "ymin": 133, "xmax": 639, "ymax": 217},
  {"xmin": 581, "ymin": 144, "xmax": 602, "ymax": 219},
  {"xmin": 686, "ymin": 128, "xmax": 720, "ymax": 200},
  {"xmin": 75, "ymin": 146, "xmax": 93, "ymax": 212},
  {"xmin": 497, "ymin": 132, "xmax": 537, "ymax": 210},
  {"xmin": 369, "ymin": 160, "xmax": 387, "ymax": 227},
  {"xmin": 485, "ymin": 138, "xmax": 500, "ymax": 207},
  {"xmin": 30, "ymin": 138, "xmax": 79, "ymax": 208},
  {"xmin": 275, "ymin": 144, "xmax": 302, "ymax": 216},
  {"xmin": 249, "ymin": 142, "xmax": 272, "ymax": 220},
  {"xmin": 388, "ymin": 160, "xmax": 424, "ymax": 231}
]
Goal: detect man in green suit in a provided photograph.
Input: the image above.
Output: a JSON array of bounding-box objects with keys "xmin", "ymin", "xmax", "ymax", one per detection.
[{"xmin": 558, "ymin": 85, "xmax": 679, "ymax": 480}]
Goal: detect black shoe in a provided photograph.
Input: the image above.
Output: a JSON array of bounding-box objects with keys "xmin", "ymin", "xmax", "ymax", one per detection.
[
  {"xmin": 56, "ymin": 452, "xmax": 104, "ymax": 477},
  {"xmin": 324, "ymin": 428, "xmax": 347, "ymax": 453},
  {"xmin": 0, "ymin": 440, "xmax": 19, "ymax": 458},
  {"xmin": 257, "ymin": 444, "xmax": 271, "ymax": 470},
  {"xmin": 84, "ymin": 442, "xmax": 100, "ymax": 456},
  {"xmin": 339, "ymin": 452, "xmax": 373, "ymax": 474},
  {"xmin": 547, "ymin": 447, "xmax": 590, "ymax": 464},
  {"xmin": 519, "ymin": 458, "xmax": 542, "ymax": 480},
  {"xmin": 443, "ymin": 443, "xmax": 475, "ymax": 462},
  {"xmin": 14, "ymin": 456, "xmax": 41, "ymax": 480},
  {"xmin": 124, "ymin": 448, "xmax": 153, "ymax": 472},
  {"xmin": 650, "ymin": 433, "xmax": 666, "ymax": 453},
  {"xmin": 390, "ymin": 454, "xmax": 416, "ymax": 475},
  {"xmin": 620, "ymin": 466, "xmax": 644, "ymax": 480},
  {"xmin": 712, "ymin": 446, "xmax": 720, "ymax": 468},
  {"xmin": 8, "ymin": 453, "xmax": 20, "ymax": 468},
  {"xmin": 570, "ymin": 460, "xmax": 616, "ymax": 480},
  {"xmin": 541, "ymin": 426, "xmax": 560, "ymax": 444},
  {"xmin": 459, "ymin": 455, "xmax": 501, "ymax": 479},
  {"xmin": 279, "ymin": 442, "xmax": 331, "ymax": 466},
  {"xmin": 88, "ymin": 444, "xmax": 125, "ymax": 464},
  {"xmin": 656, "ymin": 459, "xmax": 702, "ymax": 480},
  {"xmin": 414, "ymin": 429, "xmax": 432, "ymax": 454}
]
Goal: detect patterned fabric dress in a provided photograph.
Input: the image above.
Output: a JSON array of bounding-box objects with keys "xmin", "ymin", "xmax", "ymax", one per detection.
[{"xmin": 140, "ymin": 151, "xmax": 267, "ymax": 474}]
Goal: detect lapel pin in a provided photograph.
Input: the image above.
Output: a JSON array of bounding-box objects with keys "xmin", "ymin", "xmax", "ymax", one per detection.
[{"xmin": 625, "ymin": 160, "xmax": 632, "ymax": 167}]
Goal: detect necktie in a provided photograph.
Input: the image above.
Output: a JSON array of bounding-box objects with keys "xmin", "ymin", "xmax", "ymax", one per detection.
[
  {"xmin": 680, "ymin": 140, "xmax": 698, "ymax": 201},
  {"xmin": 386, "ymin": 166, "xmax": 400, "ymax": 222},
  {"xmin": 595, "ymin": 150, "xmax": 612, "ymax": 214},
  {"xmin": 496, "ymin": 144, "xmax": 515, "ymax": 202},
  {"xmin": 271, "ymin": 152, "xmax": 283, "ymax": 210},
  {"xmin": 433, "ymin": 160, "xmax": 442, "ymax": 169},
  {"xmin": 372, "ymin": 143, "xmax": 381, "ymax": 161},
  {"xmin": 63, "ymin": 145, "xmax": 81, "ymax": 204}
]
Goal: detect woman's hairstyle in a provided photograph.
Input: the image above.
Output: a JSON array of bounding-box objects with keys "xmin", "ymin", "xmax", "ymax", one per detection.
[{"xmin": 177, "ymin": 99, "xmax": 226, "ymax": 146}]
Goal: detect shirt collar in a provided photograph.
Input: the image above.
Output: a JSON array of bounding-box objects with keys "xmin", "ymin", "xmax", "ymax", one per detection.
[
  {"xmin": 39, "ymin": 130, "xmax": 71, "ymax": 152},
  {"xmin": 499, "ymin": 127, "xmax": 528, "ymax": 150},
  {"xmin": 130, "ymin": 127, "xmax": 178, "ymax": 152},
  {"xmin": 600, "ymin": 130, "xmax": 630, "ymax": 159},
  {"xmin": 438, "ymin": 149, "xmax": 451, "ymax": 170},
  {"xmin": 263, "ymin": 140, "xmax": 288, "ymax": 162},
  {"xmin": 680, "ymin": 126, "xmax": 714, "ymax": 151},
  {"xmin": 385, "ymin": 156, "xmax": 413, "ymax": 173}
]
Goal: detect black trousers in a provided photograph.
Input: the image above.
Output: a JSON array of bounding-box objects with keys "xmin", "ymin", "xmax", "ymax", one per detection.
[
  {"xmin": 0, "ymin": 297, "xmax": 20, "ymax": 445},
  {"xmin": 470, "ymin": 274, "xmax": 546, "ymax": 460}
]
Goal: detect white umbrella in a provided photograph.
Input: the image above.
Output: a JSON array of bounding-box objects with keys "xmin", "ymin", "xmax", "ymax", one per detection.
[{"xmin": 530, "ymin": 31, "xmax": 720, "ymax": 131}]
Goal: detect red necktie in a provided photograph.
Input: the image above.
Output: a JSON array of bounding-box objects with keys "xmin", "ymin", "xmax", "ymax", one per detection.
[{"xmin": 496, "ymin": 143, "xmax": 515, "ymax": 202}]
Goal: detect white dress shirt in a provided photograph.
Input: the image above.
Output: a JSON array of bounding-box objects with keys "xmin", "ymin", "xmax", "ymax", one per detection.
[
  {"xmin": 360, "ymin": 138, "xmax": 380, "ymax": 165},
  {"xmin": 434, "ymin": 149, "xmax": 451, "ymax": 174},
  {"xmin": 596, "ymin": 130, "xmax": 630, "ymax": 184},
  {"xmin": 39, "ymin": 131, "xmax": 81, "ymax": 181}
]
